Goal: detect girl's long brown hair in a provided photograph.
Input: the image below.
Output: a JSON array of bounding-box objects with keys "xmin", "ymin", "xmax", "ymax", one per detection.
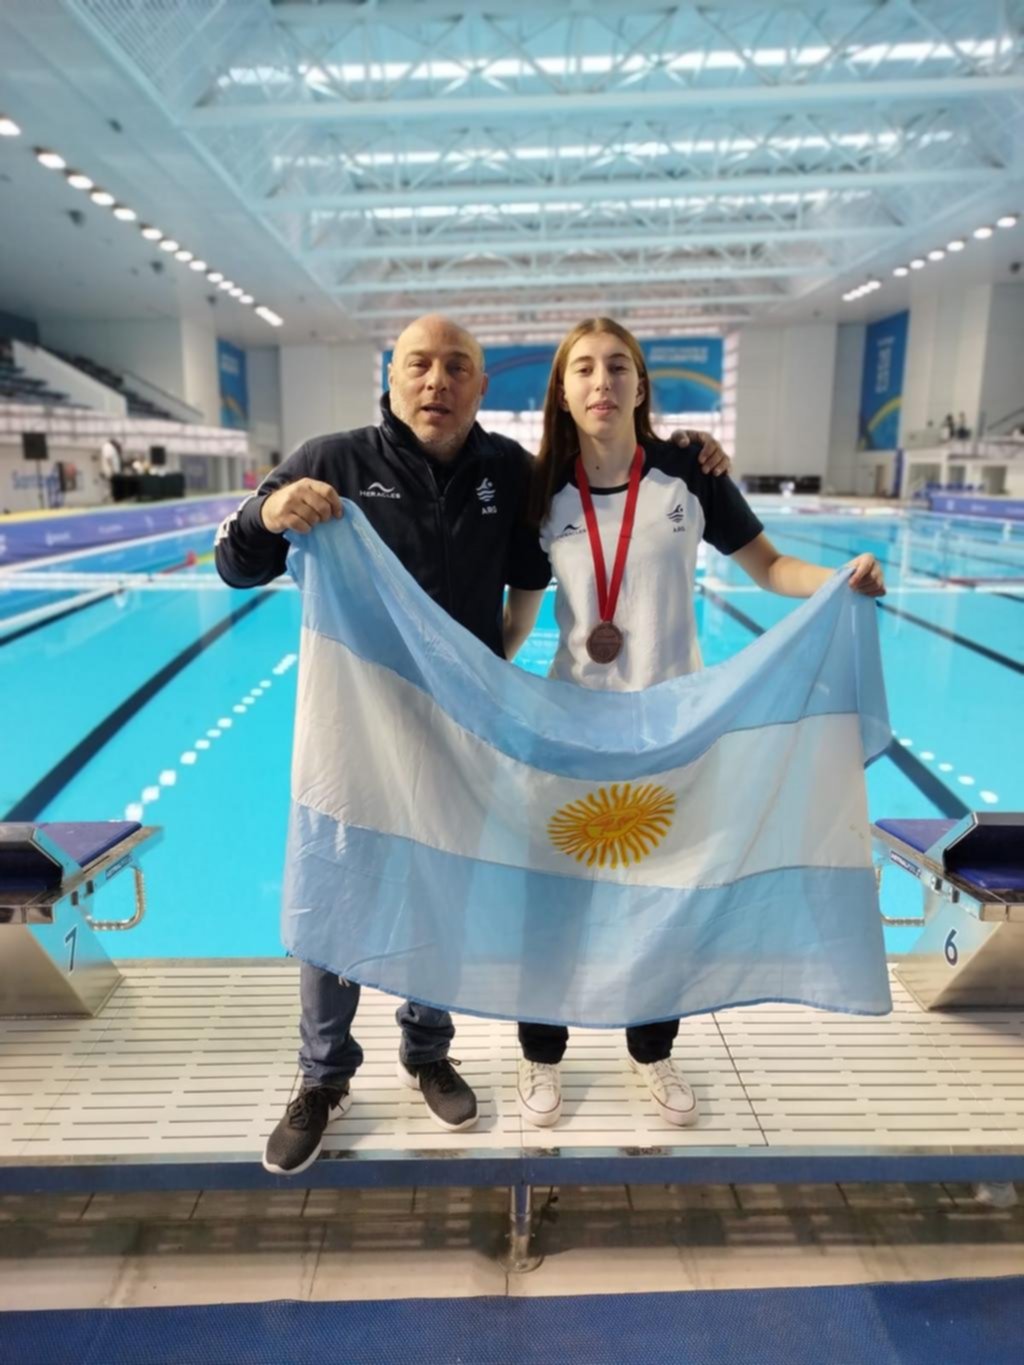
[{"xmin": 529, "ymin": 317, "xmax": 656, "ymax": 526}]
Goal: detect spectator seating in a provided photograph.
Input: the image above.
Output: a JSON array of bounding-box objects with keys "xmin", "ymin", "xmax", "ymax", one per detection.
[
  {"xmin": 49, "ymin": 348, "xmax": 175, "ymax": 420},
  {"xmin": 0, "ymin": 341, "xmax": 76, "ymax": 408}
]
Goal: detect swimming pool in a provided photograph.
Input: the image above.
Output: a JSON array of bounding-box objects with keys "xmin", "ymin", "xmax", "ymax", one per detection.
[{"xmin": 2, "ymin": 505, "xmax": 1021, "ymax": 960}]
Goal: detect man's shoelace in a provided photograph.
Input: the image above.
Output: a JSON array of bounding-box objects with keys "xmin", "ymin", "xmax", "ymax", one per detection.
[
  {"xmin": 286, "ymin": 1089, "xmax": 338, "ymax": 1129},
  {"xmin": 417, "ymin": 1058, "xmax": 463, "ymax": 1094}
]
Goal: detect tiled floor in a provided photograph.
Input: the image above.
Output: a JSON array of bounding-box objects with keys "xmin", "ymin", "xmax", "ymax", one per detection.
[{"xmin": 0, "ymin": 1181, "xmax": 1021, "ymax": 1310}]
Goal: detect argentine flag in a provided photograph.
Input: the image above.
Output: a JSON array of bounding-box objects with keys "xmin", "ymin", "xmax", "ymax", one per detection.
[{"xmin": 282, "ymin": 505, "xmax": 893, "ymax": 1026}]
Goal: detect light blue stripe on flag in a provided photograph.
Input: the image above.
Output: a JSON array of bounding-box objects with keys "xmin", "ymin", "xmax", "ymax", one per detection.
[{"xmin": 282, "ymin": 505, "xmax": 892, "ymax": 1025}]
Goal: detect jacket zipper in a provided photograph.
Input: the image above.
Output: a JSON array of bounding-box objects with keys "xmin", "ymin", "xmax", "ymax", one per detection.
[{"xmin": 425, "ymin": 461, "xmax": 455, "ymax": 612}]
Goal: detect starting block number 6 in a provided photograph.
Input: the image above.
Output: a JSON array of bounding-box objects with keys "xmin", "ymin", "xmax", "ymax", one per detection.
[{"xmin": 944, "ymin": 929, "xmax": 959, "ymax": 967}]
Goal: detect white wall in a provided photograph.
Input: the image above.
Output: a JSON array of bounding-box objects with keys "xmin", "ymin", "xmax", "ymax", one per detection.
[
  {"xmin": 825, "ymin": 322, "xmax": 865, "ymax": 494},
  {"xmin": 279, "ymin": 342, "xmax": 378, "ymax": 454},
  {"xmin": 978, "ymin": 283, "xmax": 1024, "ymax": 434},
  {"xmin": 733, "ymin": 323, "xmax": 838, "ymax": 478},
  {"xmin": 181, "ymin": 319, "xmax": 220, "ymax": 426},
  {"xmin": 0, "ymin": 438, "xmax": 106, "ymax": 513},
  {"xmin": 245, "ymin": 345, "xmax": 282, "ymax": 458},
  {"xmin": 901, "ymin": 281, "xmax": 993, "ymax": 440}
]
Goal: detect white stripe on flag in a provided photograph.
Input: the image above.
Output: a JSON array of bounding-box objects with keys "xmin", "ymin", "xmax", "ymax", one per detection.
[{"xmin": 292, "ymin": 628, "xmax": 871, "ymax": 890}]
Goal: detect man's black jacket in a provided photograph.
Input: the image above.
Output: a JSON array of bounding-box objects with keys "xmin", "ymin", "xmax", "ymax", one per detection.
[{"xmin": 214, "ymin": 397, "xmax": 551, "ymax": 656}]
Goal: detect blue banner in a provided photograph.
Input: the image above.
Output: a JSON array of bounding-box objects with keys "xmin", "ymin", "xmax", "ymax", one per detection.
[
  {"xmin": 859, "ymin": 311, "xmax": 908, "ymax": 451},
  {"xmin": 383, "ymin": 337, "xmax": 724, "ymax": 414},
  {"xmin": 218, "ymin": 340, "xmax": 249, "ymax": 429},
  {"xmin": 643, "ymin": 338, "xmax": 723, "ymax": 413},
  {"xmin": 0, "ymin": 494, "xmax": 242, "ymax": 565},
  {"xmin": 928, "ymin": 493, "xmax": 1024, "ymax": 521}
]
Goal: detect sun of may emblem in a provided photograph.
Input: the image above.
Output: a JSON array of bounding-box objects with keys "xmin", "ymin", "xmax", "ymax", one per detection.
[{"xmin": 548, "ymin": 782, "xmax": 676, "ymax": 869}]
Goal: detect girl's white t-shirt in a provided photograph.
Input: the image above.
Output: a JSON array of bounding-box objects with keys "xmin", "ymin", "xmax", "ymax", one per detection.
[{"xmin": 539, "ymin": 439, "xmax": 763, "ymax": 692}]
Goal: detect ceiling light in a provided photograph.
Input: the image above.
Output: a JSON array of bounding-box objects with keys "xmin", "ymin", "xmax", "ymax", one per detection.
[
  {"xmin": 893, "ymin": 266, "xmax": 909, "ymax": 277},
  {"xmin": 113, "ymin": 205, "xmax": 137, "ymax": 221},
  {"xmin": 229, "ymin": 286, "xmax": 244, "ymax": 298},
  {"xmin": 189, "ymin": 258, "xmax": 207, "ymax": 271},
  {"xmin": 206, "ymin": 271, "xmax": 224, "ymax": 283},
  {"xmin": 239, "ymin": 293, "xmax": 254, "ymax": 305},
  {"xmin": 175, "ymin": 248, "xmax": 193, "ymax": 262},
  {"xmin": 928, "ymin": 249, "xmax": 945, "ymax": 261},
  {"xmin": 160, "ymin": 238, "xmax": 180, "ymax": 252},
  {"xmin": 140, "ymin": 225, "xmax": 162, "ymax": 240},
  {"xmin": 947, "ymin": 239, "xmax": 965, "ymax": 252},
  {"xmin": 973, "ymin": 225, "xmax": 993, "ymax": 239},
  {"xmin": 868, "ymin": 279, "xmax": 880, "ymax": 289},
  {"xmin": 90, "ymin": 189, "xmax": 115, "ymax": 206},
  {"xmin": 997, "ymin": 214, "xmax": 1018, "ymax": 229},
  {"xmin": 218, "ymin": 279, "xmax": 234, "ymax": 290},
  {"xmin": 255, "ymin": 305, "xmax": 284, "ymax": 327},
  {"xmin": 36, "ymin": 148, "xmax": 66, "ymax": 170},
  {"xmin": 66, "ymin": 171, "xmax": 93, "ymax": 191},
  {"xmin": 0, "ymin": 116, "xmax": 21, "ymax": 137},
  {"xmin": 910, "ymin": 258, "xmax": 925, "ymax": 269}
]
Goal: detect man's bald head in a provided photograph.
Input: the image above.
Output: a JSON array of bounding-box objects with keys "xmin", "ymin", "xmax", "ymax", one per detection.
[
  {"xmin": 393, "ymin": 314, "xmax": 485, "ymax": 373},
  {"xmin": 388, "ymin": 314, "xmax": 489, "ymax": 461}
]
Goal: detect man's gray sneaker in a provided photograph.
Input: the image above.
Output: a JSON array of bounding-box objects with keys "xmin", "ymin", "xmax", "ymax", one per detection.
[
  {"xmin": 262, "ymin": 1084, "xmax": 351, "ymax": 1175},
  {"xmin": 397, "ymin": 1056, "xmax": 478, "ymax": 1131}
]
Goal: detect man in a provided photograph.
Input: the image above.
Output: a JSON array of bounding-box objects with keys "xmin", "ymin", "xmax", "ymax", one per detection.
[
  {"xmin": 97, "ymin": 437, "xmax": 123, "ymax": 501},
  {"xmin": 215, "ymin": 315, "xmax": 731, "ymax": 1175}
]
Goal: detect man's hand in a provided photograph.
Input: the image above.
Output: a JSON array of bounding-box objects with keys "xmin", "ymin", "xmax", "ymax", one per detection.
[
  {"xmin": 847, "ymin": 554, "xmax": 886, "ymax": 597},
  {"xmin": 670, "ymin": 428, "xmax": 731, "ymax": 477},
  {"xmin": 260, "ymin": 479, "xmax": 343, "ymax": 535}
]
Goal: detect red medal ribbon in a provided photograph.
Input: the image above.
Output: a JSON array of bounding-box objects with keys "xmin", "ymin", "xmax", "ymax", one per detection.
[{"xmin": 575, "ymin": 445, "xmax": 643, "ymax": 625}]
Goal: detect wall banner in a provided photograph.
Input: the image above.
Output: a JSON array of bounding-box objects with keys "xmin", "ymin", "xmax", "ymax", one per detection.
[
  {"xmin": 859, "ymin": 311, "xmax": 908, "ymax": 451},
  {"xmin": 218, "ymin": 339, "xmax": 249, "ymax": 429},
  {"xmin": 383, "ymin": 336, "xmax": 724, "ymax": 414}
]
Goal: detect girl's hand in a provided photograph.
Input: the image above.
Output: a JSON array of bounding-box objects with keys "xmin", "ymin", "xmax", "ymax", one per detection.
[{"xmin": 847, "ymin": 554, "xmax": 886, "ymax": 597}]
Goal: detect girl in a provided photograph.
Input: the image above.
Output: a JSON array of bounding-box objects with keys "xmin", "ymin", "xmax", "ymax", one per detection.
[{"xmin": 503, "ymin": 318, "xmax": 885, "ymax": 1129}]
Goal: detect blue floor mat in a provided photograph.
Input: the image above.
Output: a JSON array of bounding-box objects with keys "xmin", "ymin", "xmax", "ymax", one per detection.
[{"xmin": 2, "ymin": 1277, "xmax": 1022, "ymax": 1365}]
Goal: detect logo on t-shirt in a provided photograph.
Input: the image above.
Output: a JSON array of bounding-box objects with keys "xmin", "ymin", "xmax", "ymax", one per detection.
[
  {"xmin": 554, "ymin": 521, "xmax": 587, "ymax": 539},
  {"xmin": 476, "ymin": 478, "xmax": 497, "ymax": 513},
  {"xmin": 667, "ymin": 503, "xmax": 687, "ymax": 532},
  {"xmin": 360, "ymin": 482, "xmax": 400, "ymax": 499}
]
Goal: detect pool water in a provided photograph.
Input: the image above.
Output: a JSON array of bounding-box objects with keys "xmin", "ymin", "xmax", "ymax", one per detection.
[{"xmin": 1, "ymin": 507, "xmax": 1021, "ymax": 960}]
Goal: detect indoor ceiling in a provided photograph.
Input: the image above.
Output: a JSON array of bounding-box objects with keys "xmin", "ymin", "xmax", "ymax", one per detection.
[{"xmin": 1, "ymin": 0, "xmax": 1023, "ymax": 347}]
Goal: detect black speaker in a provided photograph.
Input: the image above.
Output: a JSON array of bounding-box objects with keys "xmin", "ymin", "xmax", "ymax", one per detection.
[
  {"xmin": 149, "ymin": 444, "xmax": 167, "ymax": 467},
  {"xmin": 22, "ymin": 431, "xmax": 48, "ymax": 461}
]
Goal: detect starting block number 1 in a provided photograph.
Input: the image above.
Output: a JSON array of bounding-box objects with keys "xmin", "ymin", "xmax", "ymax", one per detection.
[{"xmin": 64, "ymin": 925, "xmax": 77, "ymax": 973}]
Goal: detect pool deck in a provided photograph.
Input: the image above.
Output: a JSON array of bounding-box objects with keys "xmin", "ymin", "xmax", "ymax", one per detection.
[{"xmin": 2, "ymin": 961, "xmax": 1022, "ymax": 1194}]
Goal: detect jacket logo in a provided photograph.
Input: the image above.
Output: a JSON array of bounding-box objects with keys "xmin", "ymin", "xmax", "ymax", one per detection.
[
  {"xmin": 667, "ymin": 503, "xmax": 686, "ymax": 531},
  {"xmin": 555, "ymin": 521, "xmax": 587, "ymax": 539},
  {"xmin": 360, "ymin": 482, "xmax": 400, "ymax": 499},
  {"xmin": 476, "ymin": 477, "xmax": 498, "ymax": 515}
]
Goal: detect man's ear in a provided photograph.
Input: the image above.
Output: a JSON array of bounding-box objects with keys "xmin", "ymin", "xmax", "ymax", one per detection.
[
  {"xmin": 386, "ymin": 361, "xmax": 394, "ymax": 390},
  {"xmin": 479, "ymin": 373, "xmax": 489, "ymax": 399}
]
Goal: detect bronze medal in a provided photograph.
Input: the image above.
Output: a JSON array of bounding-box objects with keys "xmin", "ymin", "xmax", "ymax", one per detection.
[
  {"xmin": 575, "ymin": 446, "xmax": 644, "ymax": 670},
  {"xmin": 586, "ymin": 621, "xmax": 623, "ymax": 664}
]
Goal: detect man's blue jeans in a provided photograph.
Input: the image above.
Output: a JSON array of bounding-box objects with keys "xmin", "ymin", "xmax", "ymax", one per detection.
[{"xmin": 298, "ymin": 961, "xmax": 455, "ymax": 1089}]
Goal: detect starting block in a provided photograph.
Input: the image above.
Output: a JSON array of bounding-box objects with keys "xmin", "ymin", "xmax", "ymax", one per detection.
[
  {"xmin": 0, "ymin": 821, "xmax": 158, "ymax": 1016},
  {"xmin": 873, "ymin": 812, "xmax": 1024, "ymax": 1009}
]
